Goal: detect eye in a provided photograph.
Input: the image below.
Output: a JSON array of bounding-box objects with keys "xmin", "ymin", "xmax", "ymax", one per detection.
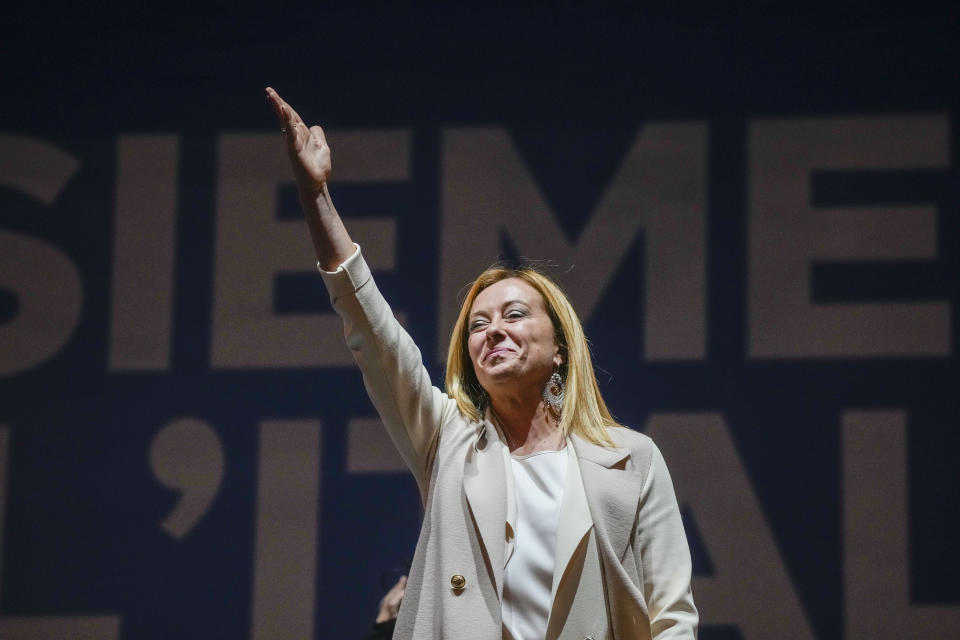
[
  {"xmin": 505, "ymin": 308, "xmax": 526, "ymax": 320},
  {"xmin": 469, "ymin": 318, "xmax": 488, "ymax": 332}
]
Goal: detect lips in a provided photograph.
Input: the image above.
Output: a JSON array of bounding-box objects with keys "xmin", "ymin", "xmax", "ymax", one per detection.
[{"xmin": 484, "ymin": 347, "xmax": 515, "ymax": 361}]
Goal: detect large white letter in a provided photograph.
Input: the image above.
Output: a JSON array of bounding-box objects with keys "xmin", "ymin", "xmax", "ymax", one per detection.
[
  {"xmin": 0, "ymin": 134, "xmax": 80, "ymax": 204},
  {"xmin": 251, "ymin": 420, "xmax": 322, "ymax": 640},
  {"xmin": 440, "ymin": 124, "xmax": 706, "ymax": 362},
  {"xmin": 0, "ymin": 135, "xmax": 83, "ymax": 376},
  {"xmin": 0, "ymin": 617, "xmax": 120, "ymax": 640},
  {"xmin": 843, "ymin": 409, "xmax": 960, "ymax": 638},
  {"xmin": 213, "ymin": 130, "xmax": 409, "ymax": 368},
  {"xmin": 646, "ymin": 413, "xmax": 815, "ymax": 639},
  {"xmin": 109, "ymin": 134, "xmax": 179, "ymax": 371},
  {"xmin": 748, "ymin": 114, "xmax": 950, "ymax": 358}
]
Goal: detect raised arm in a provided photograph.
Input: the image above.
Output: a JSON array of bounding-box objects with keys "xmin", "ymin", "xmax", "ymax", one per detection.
[
  {"xmin": 265, "ymin": 86, "xmax": 355, "ymax": 271},
  {"xmin": 265, "ymin": 87, "xmax": 453, "ymax": 496}
]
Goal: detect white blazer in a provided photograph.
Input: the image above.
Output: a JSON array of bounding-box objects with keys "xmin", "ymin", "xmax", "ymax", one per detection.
[{"xmin": 322, "ymin": 247, "xmax": 697, "ymax": 639}]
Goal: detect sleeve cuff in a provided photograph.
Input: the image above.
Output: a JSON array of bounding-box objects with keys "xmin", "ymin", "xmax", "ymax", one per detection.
[{"xmin": 317, "ymin": 244, "xmax": 372, "ymax": 302}]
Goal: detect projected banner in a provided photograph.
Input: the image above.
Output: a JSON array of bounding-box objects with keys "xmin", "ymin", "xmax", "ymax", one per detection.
[{"xmin": 1, "ymin": 111, "xmax": 958, "ymax": 640}]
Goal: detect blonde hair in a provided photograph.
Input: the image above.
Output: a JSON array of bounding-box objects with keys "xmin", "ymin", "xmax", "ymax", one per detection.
[{"xmin": 444, "ymin": 265, "xmax": 619, "ymax": 447}]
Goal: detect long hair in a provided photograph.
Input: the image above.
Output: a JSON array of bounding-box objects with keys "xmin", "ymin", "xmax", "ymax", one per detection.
[{"xmin": 444, "ymin": 265, "xmax": 619, "ymax": 447}]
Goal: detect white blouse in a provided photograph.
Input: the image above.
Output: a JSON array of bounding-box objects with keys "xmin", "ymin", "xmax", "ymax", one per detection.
[{"xmin": 502, "ymin": 447, "xmax": 568, "ymax": 639}]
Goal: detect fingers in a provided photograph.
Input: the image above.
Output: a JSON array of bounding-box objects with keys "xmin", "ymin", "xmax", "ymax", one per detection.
[
  {"xmin": 265, "ymin": 87, "xmax": 321, "ymax": 156},
  {"xmin": 283, "ymin": 104, "xmax": 305, "ymax": 130},
  {"xmin": 264, "ymin": 86, "xmax": 306, "ymax": 132},
  {"xmin": 264, "ymin": 87, "xmax": 286, "ymax": 125},
  {"xmin": 264, "ymin": 87, "xmax": 332, "ymax": 188}
]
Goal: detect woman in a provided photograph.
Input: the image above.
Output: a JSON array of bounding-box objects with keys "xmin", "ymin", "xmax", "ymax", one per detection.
[{"xmin": 265, "ymin": 87, "xmax": 698, "ymax": 640}]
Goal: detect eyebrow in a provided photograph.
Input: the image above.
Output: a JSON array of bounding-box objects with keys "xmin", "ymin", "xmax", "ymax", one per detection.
[{"xmin": 469, "ymin": 299, "xmax": 530, "ymax": 318}]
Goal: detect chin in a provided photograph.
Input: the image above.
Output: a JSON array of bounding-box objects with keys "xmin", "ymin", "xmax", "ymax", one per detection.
[{"xmin": 483, "ymin": 367, "xmax": 534, "ymax": 391}]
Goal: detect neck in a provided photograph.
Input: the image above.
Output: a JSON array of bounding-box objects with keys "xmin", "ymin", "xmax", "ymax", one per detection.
[{"xmin": 489, "ymin": 391, "xmax": 563, "ymax": 455}]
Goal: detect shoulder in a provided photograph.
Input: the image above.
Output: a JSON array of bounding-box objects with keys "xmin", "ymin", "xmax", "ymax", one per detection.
[
  {"xmin": 597, "ymin": 426, "xmax": 656, "ymax": 477},
  {"xmin": 606, "ymin": 425, "xmax": 654, "ymax": 452}
]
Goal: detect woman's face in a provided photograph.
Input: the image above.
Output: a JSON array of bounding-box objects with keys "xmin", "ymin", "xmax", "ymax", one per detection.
[{"xmin": 467, "ymin": 278, "xmax": 562, "ymax": 398}]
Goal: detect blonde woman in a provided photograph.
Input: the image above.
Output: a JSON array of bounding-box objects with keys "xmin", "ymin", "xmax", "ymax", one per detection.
[{"xmin": 266, "ymin": 87, "xmax": 697, "ymax": 640}]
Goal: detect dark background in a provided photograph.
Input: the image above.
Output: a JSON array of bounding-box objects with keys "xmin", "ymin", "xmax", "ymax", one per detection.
[{"xmin": 2, "ymin": 3, "xmax": 958, "ymax": 638}]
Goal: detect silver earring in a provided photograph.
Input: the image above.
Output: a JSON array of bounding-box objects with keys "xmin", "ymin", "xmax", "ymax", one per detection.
[{"xmin": 542, "ymin": 369, "xmax": 564, "ymax": 416}]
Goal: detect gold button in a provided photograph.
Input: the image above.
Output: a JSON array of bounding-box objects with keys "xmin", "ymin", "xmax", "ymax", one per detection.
[{"xmin": 450, "ymin": 574, "xmax": 466, "ymax": 590}]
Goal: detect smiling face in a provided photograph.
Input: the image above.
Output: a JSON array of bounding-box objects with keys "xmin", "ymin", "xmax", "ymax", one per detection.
[{"xmin": 466, "ymin": 277, "xmax": 562, "ymax": 399}]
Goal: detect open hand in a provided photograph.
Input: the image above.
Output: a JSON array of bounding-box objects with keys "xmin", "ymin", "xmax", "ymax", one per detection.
[{"xmin": 265, "ymin": 87, "xmax": 330, "ymax": 197}]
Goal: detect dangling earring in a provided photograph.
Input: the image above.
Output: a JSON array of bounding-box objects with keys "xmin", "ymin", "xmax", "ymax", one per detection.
[{"xmin": 542, "ymin": 366, "xmax": 564, "ymax": 417}]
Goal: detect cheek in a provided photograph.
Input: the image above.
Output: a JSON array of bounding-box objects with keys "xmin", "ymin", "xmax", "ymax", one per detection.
[{"xmin": 467, "ymin": 334, "xmax": 483, "ymax": 361}]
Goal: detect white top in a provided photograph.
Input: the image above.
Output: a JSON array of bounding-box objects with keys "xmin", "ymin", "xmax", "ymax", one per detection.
[{"xmin": 502, "ymin": 447, "xmax": 568, "ymax": 640}]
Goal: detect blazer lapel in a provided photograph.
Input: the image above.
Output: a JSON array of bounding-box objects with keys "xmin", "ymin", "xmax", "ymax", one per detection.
[
  {"xmin": 462, "ymin": 419, "xmax": 510, "ymax": 599},
  {"xmin": 572, "ymin": 434, "xmax": 645, "ymax": 562},
  {"xmin": 573, "ymin": 431, "xmax": 654, "ymax": 638},
  {"xmin": 547, "ymin": 435, "xmax": 646, "ymax": 636},
  {"xmin": 550, "ymin": 440, "xmax": 593, "ymax": 603}
]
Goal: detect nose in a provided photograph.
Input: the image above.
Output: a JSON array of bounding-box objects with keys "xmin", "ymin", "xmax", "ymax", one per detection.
[{"xmin": 484, "ymin": 318, "xmax": 506, "ymax": 342}]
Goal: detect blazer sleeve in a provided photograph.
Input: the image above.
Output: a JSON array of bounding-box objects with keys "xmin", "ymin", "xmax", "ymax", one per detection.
[
  {"xmin": 319, "ymin": 245, "xmax": 458, "ymax": 498},
  {"xmin": 637, "ymin": 442, "xmax": 699, "ymax": 639}
]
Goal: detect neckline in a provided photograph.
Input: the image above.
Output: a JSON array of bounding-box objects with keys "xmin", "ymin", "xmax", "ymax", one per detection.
[{"xmin": 510, "ymin": 446, "xmax": 567, "ymax": 461}]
